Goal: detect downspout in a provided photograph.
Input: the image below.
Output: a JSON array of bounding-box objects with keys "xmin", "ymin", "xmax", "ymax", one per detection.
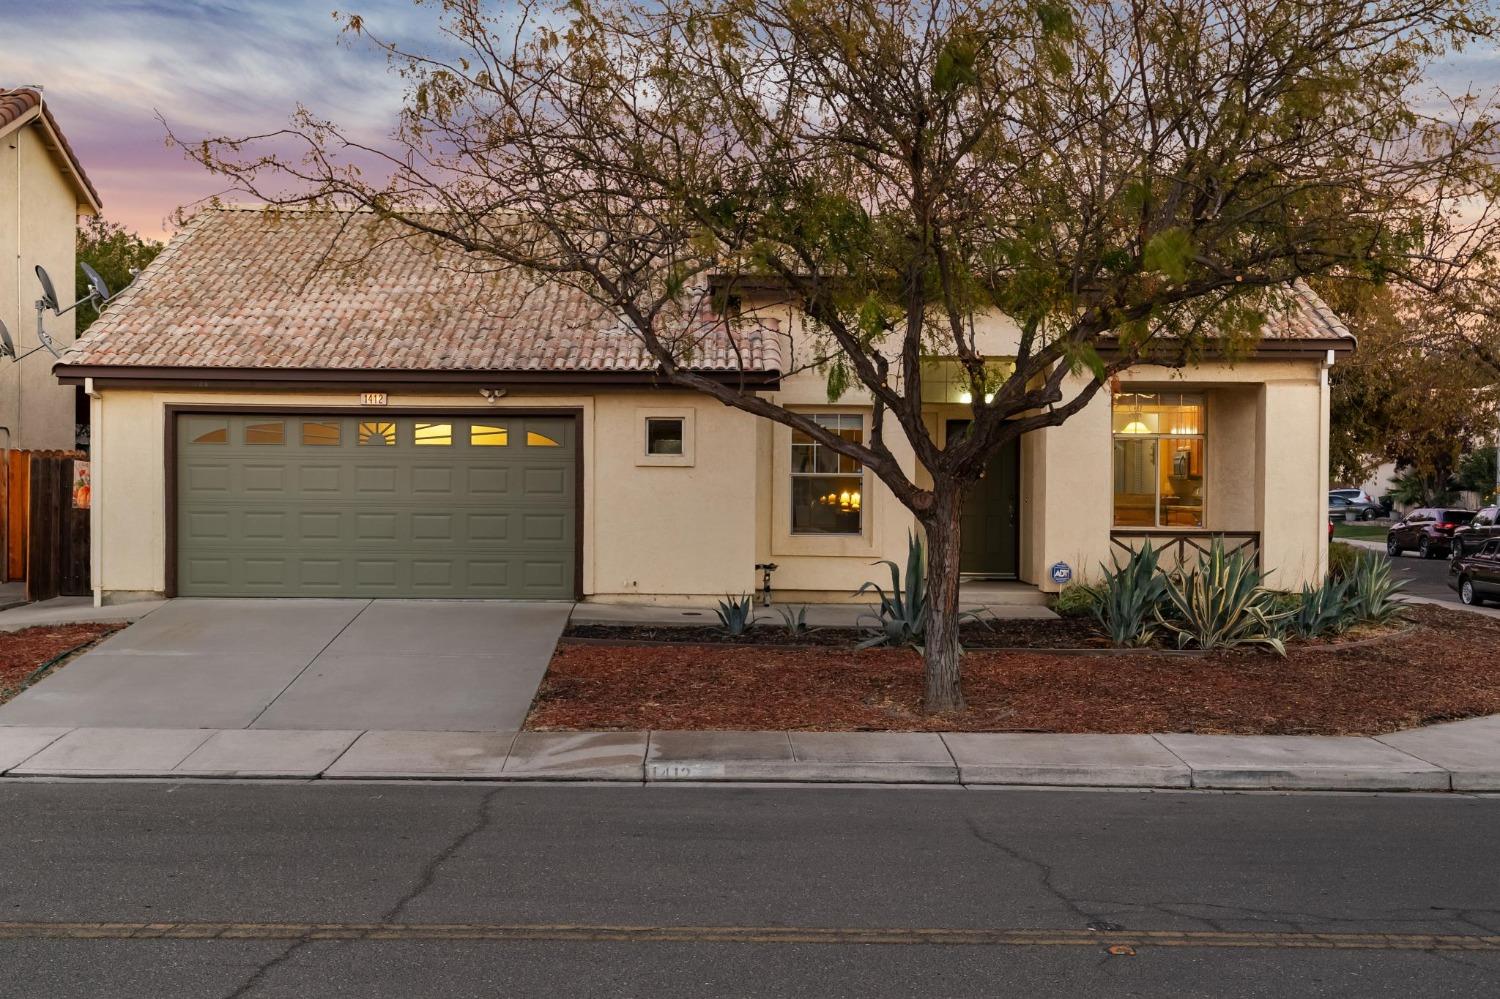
[{"xmin": 85, "ymin": 377, "xmax": 101, "ymax": 606}]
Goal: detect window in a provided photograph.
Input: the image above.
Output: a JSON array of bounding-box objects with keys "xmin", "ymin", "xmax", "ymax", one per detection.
[
  {"xmin": 358, "ymin": 421, "xmax": 396, "ymax": 446},
  {"xmin": 645, "ymin": 418, "xmax": 684, "ymax": 456},
  {"xmin": 1112, "ymin": 392, "xmax": 1205, "ymax": 528},
  {"xmin": 791, "ymin": 413, "xmax": 864, "ymax": 535},
  {"xmin": 414, "ymin": 422, "xmax": 452, "ymax": 446},
  {"xmin": 245, "ymin": 421, "xmax": 285, "ymax": 445},
  {"xmin": 301, "ymin": 421, "xmax": 341, "ymax": 446},
  {"xmin": 471, "ymin": 424, "xmax": 508, "ymax": 447},
  {"xmin": 526, "ymin": 431, "xmax": 561, "ymax": 447},
  {"xmin": 189, "ymin": 420, "xmax": 228, "ymax": 445}
]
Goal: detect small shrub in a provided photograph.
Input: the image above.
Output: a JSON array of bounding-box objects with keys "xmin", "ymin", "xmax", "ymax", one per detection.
[
  {"xmin": 1328, "ymin": 541, "xmax": 1361, "ymax": 581},
  {"xmin": 714, "ymin": 593, "xmax": 755, "ymax": 636},
  {"xmin": 855, "ymin": 532, "xmax": 928, "ymax": 649},
  {"xmin": 1156, "ymin": 540, "xmax": 1290, "ymax": 654},
  {"xmin": 774, "ymin": 604, "xmax": 809, "ymax": 634},
  {"xmin": 1346, "ymin": 551, "xmax": 1407, "ymax": 625},
  {"xmin": 1092, "ymin": 543, "xmax": 1168, "ymax": 647},
  {"xmin": 1288, "ymin": 576, "xmax": 1354, "ymax": 639},
  {"xmin": 855, "ymin": 532, "xmax": 983, "ymax": 650},
  {"xmin": 1053, "ymin": 583, "xmax": 1100, "ymax": 618}
]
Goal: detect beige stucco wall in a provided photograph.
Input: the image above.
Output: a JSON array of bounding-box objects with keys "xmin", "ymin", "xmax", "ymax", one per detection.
[
  {"xmin": 87, "ymin": 350, "xmax": 1334, "ymax": 603},
  {"xmin": 0, "ymin": 123, "xmax": 81, "ymax": 451},
  {"xmin": 87, "ymin": 387, "xmax": 773, "ymax": 604}
]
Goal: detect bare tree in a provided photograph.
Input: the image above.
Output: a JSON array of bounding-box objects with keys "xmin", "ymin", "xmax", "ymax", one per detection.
[{"xmin": 175, "ymin": 0, "xmax": 1500, "ymax": 711}]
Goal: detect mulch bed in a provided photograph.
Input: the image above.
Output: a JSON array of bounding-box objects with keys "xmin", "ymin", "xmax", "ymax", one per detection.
[
  {"xmin": 0, "ymin": 624, "xmax": 123, "ymax": 705},
  {"xmin": 528, "ymin": 604, "xmax": 1500, "ymax": 736},
  {"xmin": 566, "ymin": 616, "xmax": 1104, "ymax": 649}
]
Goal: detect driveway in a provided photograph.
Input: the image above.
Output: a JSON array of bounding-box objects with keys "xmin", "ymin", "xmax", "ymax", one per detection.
[{"xmin": 0, "ymin": 599, "xmax": 570, "ymax": 731}]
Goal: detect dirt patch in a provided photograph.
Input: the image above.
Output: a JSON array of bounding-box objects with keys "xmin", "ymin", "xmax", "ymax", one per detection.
[
  {"xmin": 528, "ymin": 604, "xmax": 1499, "ymax": 736},
  {"xmin": 0, "ymin": 624, "xmax": 124, "ymax": 706},
  {"xmin": 565, "ymin": 615, "xmax": 1105, "ymax": 649}
]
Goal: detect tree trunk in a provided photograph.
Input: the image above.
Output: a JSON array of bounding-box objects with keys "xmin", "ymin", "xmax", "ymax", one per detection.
[{"xmin": 922, "ymin": 487, "xmax": 965, "ymax": 713}]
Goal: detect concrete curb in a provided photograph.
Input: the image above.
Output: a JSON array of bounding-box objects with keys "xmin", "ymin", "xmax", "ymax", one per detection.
[{"xmin": 3, "ymin": 722, "xmax": 1497, "ymax": 791}]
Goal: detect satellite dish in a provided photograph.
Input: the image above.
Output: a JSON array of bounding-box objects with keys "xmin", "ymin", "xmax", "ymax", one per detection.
[
  {"xmin": 34, "ymin": 265, "xmax": 60, "ymax": 314},
  {"xmin": 0, "ymin": 319, "xmax": 13, "ymax": 360},
  {"xmin": 80, "ymin": 261, "xmax": 112, "ymax": 304}
]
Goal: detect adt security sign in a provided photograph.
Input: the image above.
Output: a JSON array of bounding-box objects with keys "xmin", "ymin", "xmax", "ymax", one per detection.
[{"xmin": 1049, "ymin": 562, "xmax": 1073, "ymax": 585}]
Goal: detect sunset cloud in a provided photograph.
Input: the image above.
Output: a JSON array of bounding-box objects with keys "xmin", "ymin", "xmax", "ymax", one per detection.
[
  {"xmin": 1, "ymin": 0, "xmax": 445, "ymax": 238},
  {"xmin": 3, "ymin": 1, "xmax": 1497, "ymax": 242}
]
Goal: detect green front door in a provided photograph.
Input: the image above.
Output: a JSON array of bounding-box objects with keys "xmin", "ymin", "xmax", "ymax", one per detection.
[
  {"xmin": 947, "ymin": 421, "xmax": 1019, "ymax": 577},
  {"xmin": 175, "ymin": 413, "xmax": 577, "ymax": 598}
]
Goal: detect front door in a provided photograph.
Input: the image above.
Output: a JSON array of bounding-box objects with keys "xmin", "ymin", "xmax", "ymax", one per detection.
[{"xmin": 946, "ymin": 421, "xmax": 1020, "ymax": 577}]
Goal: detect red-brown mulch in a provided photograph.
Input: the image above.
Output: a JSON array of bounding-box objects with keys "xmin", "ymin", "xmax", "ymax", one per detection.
[
  {"xmin": 0, "ymin": 624, "xmax": 123, "ymax": 705},
  {"xmin": 526, "ymin": 604, "xmax": 1500, "ymax": 736}
]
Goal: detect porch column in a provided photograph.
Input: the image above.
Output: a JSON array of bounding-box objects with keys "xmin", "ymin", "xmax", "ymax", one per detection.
[
  {"xmin": 1256, "ymin": 376, "xmax": 1328, "ymax": 588},
  {"xmin": 1025, "ymin": 373, "xmax": 1113, "ymax": 592}
]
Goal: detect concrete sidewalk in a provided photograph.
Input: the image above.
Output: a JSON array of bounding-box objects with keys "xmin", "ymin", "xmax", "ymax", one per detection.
[{"xmin": 2, "ymin": 716, "xmax": 1496, "ymax": 790}]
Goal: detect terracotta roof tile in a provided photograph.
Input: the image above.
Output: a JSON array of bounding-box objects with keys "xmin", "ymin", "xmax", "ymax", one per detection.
[
  {"xmin": 1264, "ymin": 280, "xmax": 1354, "ymax": 341},
  {"xmin": 64, "ymin": 208, "xmax": 780, "ymax": 374}
]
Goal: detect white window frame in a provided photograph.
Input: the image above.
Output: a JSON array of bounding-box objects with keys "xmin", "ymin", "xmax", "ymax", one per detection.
[
  {"xmin": 789, "ymin": 412, "xmax": 866, "ymax": 537},
  {"xmin": 1111, "ymin": 392, "xmax": 1208, "ymax": 530}
]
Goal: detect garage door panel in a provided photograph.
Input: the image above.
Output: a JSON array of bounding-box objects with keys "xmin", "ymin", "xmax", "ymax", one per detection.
[{"xmin": 177, "ymin": 414, "xmax": 576, "ymax": 598}]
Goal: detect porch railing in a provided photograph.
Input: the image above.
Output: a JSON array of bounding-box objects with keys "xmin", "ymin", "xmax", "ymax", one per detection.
[{"xmin": 1108, "ymin": 530, "xmax": 1261, "ymax": 571}]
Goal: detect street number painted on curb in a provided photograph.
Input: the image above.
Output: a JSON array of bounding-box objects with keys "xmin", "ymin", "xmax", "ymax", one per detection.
[
  {"xmin": 1050, "ymin": 562, "xmax": 1073, "ymax": 585},
  {"xmin": 648, "ymin": 763, "xmax": 727, "ymax": 780}
]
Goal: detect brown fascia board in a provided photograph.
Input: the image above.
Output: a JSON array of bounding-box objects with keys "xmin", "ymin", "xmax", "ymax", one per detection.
[
  {"xmin": 1096, "ymin": 336, "xmax": 1356, "ymax": 361},
  {"xmin": 54, "ymin": 364, "xmax": 781, "ymax": 391}
]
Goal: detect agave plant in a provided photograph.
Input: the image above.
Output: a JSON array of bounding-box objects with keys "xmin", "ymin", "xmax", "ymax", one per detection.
[
  {"xmin": 1346, "ymin": 551, "xmax": 1407, "ymax": 625},
  {"xmin": 1092, "ymin": 542, "xmax": 1169, "ymax": 647},
  {"xmin": 1156, "ymin": 540, "xmax": 1290, "ymax": 654},
  {"xmin": 714, "ymin": 593, "xmax": 755, "ymax": 637},
  {"xmin": 854, "ymin": 532, "xmax": 985, "ymax": 650},
  {"xmin": 1288, "ymin": 575, "xmax": 1354, "ymax": 639},
  {"xmin": 775, "ymin": 603, "xmax": 809, "ymax": 634}
]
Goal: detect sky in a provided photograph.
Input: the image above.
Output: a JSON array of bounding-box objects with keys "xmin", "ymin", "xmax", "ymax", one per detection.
[
  {"xmin": 0, "ymin": 0, "xmax": 448, "ymax": 239},
  {"xmin": 3, "ymin": 0, "xmax": 1500, "ymax": 242}
]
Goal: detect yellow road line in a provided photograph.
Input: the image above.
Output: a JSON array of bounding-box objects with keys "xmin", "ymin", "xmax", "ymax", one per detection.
[{"xmin": 0, "ymin": 922, "xmax": 1496, "ymax": 950}]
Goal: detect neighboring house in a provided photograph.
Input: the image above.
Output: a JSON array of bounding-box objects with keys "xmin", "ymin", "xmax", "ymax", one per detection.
[
  {"xmin": 57, "ymin": 208, "xmax": 1352, "ymax": 605},
  {"xmin": 0, "ymin": 87, "xmax": 102, "ymax": 451}
]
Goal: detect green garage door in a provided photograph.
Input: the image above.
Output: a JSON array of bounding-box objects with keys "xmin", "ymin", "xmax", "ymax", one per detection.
[{"xmin": 176, "ymin": 413, "xmax": 577, "ymax": 598}]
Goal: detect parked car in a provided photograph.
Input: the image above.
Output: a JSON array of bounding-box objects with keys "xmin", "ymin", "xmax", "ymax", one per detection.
[
  {"xmin": 1328, "ymin": 495, "xmax": 1354, "ymax": 522},
  {"xmin": 1386, "ymin": 507, "xmax": 1478, "ymax": 559},
  {"xmin": 1451, "ymin": 506, "xmax": 1500, "ymax": 558},
  {"xmin": 1329, "ymin": 488, "xmax": 1382, "ymax": 520},
  {"xmin": 1448, "ymin": 538, "xmax": 1500, "ymax": 606}
]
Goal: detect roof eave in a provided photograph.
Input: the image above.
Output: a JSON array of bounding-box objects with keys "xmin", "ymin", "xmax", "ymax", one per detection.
[
  {"xmin": 0, "ymin": 100, "xmax": 103, "ymax": 214},
  {"xmin": 54, "ymin": 363, "xmax": 782, "ymax": 391}
]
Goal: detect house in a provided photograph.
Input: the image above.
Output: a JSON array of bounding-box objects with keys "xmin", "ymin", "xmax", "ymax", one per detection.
[
  {"xmin": 1, "ymin": 86, "xmax": 102, "ymax": 451},
  {"xmin": 57, "ymin": 208, "xmax": 1352, "ymax": 606}
]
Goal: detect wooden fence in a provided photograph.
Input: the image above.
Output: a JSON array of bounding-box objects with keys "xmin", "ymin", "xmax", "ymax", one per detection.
[{"xmin": 0, "ymin": 450, "xmax": 90, "ymax": 601}]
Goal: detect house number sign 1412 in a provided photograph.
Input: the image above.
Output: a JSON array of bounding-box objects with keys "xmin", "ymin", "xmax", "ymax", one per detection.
[{"xmin": 360, "ymin": 392, "xmax": 388, "ymax": 406}]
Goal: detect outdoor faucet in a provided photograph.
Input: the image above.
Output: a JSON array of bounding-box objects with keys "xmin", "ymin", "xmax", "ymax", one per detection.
[{"xmin": 754, "ymin": 562, "xmax": 778, "ymax": 607}]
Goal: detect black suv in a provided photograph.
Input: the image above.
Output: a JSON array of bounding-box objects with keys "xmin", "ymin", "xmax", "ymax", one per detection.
[
  {"xmin": 1386, "ymin": 508, "xmax": 1477, "ymax": 559},
  {"xmin": 1449, "ymin": 538, "xmax": 1500, "ymax": 606},
  {"xmin": 1451, "ymin": 506, "xmax": 1500, "ymax": 558}
]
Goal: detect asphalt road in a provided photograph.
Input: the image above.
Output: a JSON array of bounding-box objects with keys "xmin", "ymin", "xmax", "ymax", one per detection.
[
  {"xmin": 1341, "ymin": 531, "xmax": 1459, "ymax": 604},
  {"xmin": 1386, "ymin": 548, "xmax": 1460, "ymax": 603},
  {"xmin": 2, "ymin": 782, "xmax": 1499, "ymax": 997}
]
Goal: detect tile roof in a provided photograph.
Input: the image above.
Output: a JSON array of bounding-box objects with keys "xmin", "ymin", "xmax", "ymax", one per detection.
[
  {"xmin": 63, "ymin": 208, "xmax": 781, "ymax": 375},
  {"xmin": 1265, "ymin": 280, "xmax": 1354, "ymax": 341},
  {"xmin": 61, "ymin": 207, "xmax": 1349, "ymax": 377},
  {"xmin": 0, "ymin": 87, "xmax": 102, "ymax": 212}
]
